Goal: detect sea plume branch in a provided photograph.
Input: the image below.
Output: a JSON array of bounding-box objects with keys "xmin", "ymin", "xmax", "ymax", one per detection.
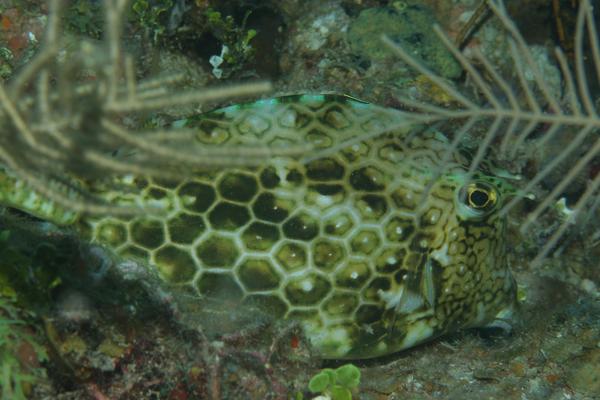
[
  {"xmin": 0, "ymin": 0, "xmax": 301, "ymax": 222},
  {"xmin": 384, "ymin": 0, "xmax": 600, "ymax": 266}
]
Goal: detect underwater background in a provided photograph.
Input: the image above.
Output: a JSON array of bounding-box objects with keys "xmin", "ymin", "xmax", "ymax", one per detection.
[{"xmin": 0, "ymin": 0, "xmax": 599, "ymax": 398}]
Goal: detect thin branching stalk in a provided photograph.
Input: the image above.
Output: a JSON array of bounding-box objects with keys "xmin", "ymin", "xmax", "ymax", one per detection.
[
  {"xmin": 385, "ymin": 0, "xmax": 600, "ymax": 266},
  {"xmin": 0, "ymin": 0, "xmax": 299, "ymax": 220}
]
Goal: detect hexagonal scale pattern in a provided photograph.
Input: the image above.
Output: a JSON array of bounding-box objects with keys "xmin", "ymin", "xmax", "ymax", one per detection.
[
  {"xmin": 196, "ymin": 234, "xmax": 240, "ymax": 267},
  {"xmin": 167, "ymin": 213, "xmax": 206, "ymax": 244},
  {"xmin": 237, "ymin": 258, "xmax": 280, "ymax": 291},
  {"xmin": 217, "ymin": 172, "xmax": 258, "ymax": 202},
  {"xmin": 285, "ymin": 273, "xmax": 332, "ymax": 306},
  {"xmin": 84, "ymin": 94, "xmax": 516, "ymax": 359},
  {"xmin": 95, "ymin": 219, "xmax": 127, "ymax": 247},
  {"xmin": 130, "ymin": 218, "xmax": 164, "ymax": 249},
  {"xmin": 154, "ymin": 245, "xmax": 197, "ymax": 283},
  {"xmin": 241, "ymin": 222, "xmax": 280, "ymax": 251},
  {"xmin": 208, "ymin": 201, "xmax": 251, "ymax": 231},
  {"xmin": 197, "ymin": 272, "xmax": 243, "ymax": 300},
  {"xmin": 275, "ymin": 241, "xmax": 307, "ymax": 271},
  {"xmin": 312, "ymin": 239, "xmax": 345, "ymax": 271},
  {"xmin": 178, "ymin": 181, "xmax": 216, "ymax": 213}
]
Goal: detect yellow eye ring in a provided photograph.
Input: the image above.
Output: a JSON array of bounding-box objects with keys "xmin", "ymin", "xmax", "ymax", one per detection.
[
  {"xmin": 467, "ymin": 184, "xmax": 497, "ymax": 209},
  {"xmin": 457, "ymin": 181, "xmax": 498, "ymax": 219}
]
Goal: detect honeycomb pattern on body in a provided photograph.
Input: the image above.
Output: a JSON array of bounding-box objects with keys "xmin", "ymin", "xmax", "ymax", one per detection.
[{"xmin": 85, "ymin": 95, "xmax": 517, "ymax": 359}]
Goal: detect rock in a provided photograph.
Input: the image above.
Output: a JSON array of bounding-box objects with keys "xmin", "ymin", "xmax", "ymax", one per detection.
[{"xmin": 347, "ymin": 2, "xmax": 461, "ymax": 78}]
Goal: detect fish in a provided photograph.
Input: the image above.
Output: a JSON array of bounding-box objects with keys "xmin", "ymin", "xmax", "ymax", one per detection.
[{"xmin": 3, "ymin": 94, "xmax": 518, "ymax": 359}]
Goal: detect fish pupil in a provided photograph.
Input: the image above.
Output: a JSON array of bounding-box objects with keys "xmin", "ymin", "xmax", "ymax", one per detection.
[{"xmin": 469, "ymin": 189, "xmax": 490, "ymax": 208}]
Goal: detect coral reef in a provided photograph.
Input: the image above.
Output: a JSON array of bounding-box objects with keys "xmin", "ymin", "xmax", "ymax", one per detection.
[{"xmin": 0, "ymin": 0, "xmax": 598, "ymax": 399}]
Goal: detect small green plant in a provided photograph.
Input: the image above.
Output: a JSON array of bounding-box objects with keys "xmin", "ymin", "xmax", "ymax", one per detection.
[
  {"xmin": 131, "ymin": 0, "xmax": 174, "ymax": 42},
  {"xmin": 0, "ymin": 297, "xmax": 48, "ymax": 400},
  {"xmin": 0, "ymin": 46, "xmax": 13, "ymax": 79},
  {"xmin": 308, "ymin": 364, "xmax": 361, "ymax": 400},
  {"xmin": 64, "ymin": 0, "xmax": 104, "ymax": 38}
]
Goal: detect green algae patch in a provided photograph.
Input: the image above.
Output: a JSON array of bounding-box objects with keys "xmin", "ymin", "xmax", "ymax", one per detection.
[{"xmin": 347, "ymin": 2, "xmax": 461, "ymax": 79}]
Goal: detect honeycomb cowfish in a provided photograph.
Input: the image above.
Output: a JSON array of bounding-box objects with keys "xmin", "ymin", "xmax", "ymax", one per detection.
[{"xmin": 11, "ymin": 94, "xmax": 519, "ymax": 359}]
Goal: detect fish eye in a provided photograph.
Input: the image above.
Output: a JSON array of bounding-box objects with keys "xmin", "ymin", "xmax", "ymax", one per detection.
[
  {"xmin": 458, "ymin": 181, "xmax": 498, "ymax": 218},
  {"xmin": 468, "ymin": 186, "xmax": 494, "ymax": 209}
]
